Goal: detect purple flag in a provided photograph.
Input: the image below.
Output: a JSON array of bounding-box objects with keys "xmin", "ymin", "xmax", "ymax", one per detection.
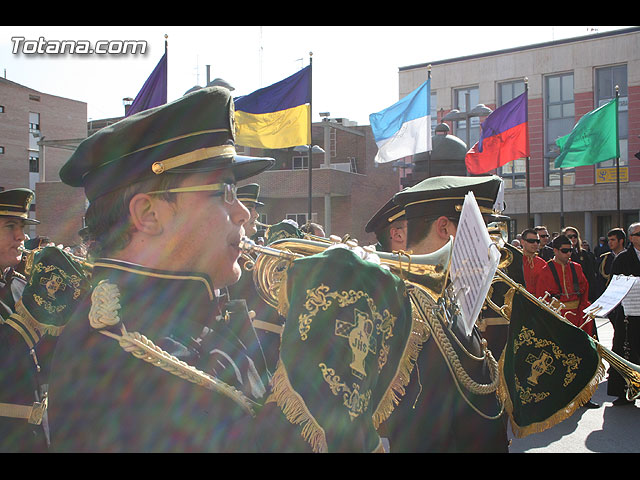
[{"xmin": 126, "ymin": 52, "xmax": 167, "ymax": 117}]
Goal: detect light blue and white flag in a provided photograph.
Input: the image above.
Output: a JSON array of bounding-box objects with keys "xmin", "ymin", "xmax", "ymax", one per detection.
[{"xmin": 369, "ymin": 80, "xmax": 431, "ymax": 164}]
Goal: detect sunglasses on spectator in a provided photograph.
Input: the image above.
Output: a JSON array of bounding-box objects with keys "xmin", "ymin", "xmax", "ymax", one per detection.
[
  {"xmin": 566, "ymin": 234, "xmax": 578, "ymax": 239},
  {"xmin": 558, "ymin": 247, "xmax": 572, "ymax": 253},
  {"xmin": 630, "ymin": 232, "xmax": 640, "ymax": 237},
  {"xmin": 524, "ymin": 238, "xmax": 540, "ymax": 244},
  {"xmin": 539, "ymin": 234, "xmax": 549, "ymax": 238}
]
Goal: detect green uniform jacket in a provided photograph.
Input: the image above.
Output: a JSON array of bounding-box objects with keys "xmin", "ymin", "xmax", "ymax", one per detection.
[{"xmin": 47, "ymin": 259, "xmax": 260, "ymax": 452}]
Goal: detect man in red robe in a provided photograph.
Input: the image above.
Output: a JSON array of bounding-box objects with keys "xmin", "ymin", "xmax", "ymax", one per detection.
[
  {"xmin": 520, "ymin": 228, "xmax": 546, "ymax": 294},
  {"xmin": 535, "ymin": 233, "xmax": 600, "ymax": 409},
  {"xmin": 535, "ymin": 234, "xmax": 593, "ymax": 336}
]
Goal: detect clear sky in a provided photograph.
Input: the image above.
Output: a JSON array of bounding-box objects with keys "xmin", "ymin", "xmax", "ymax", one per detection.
[{"xmin": 0, "ymin": 26, "xmax": 633, "ymax": 126}]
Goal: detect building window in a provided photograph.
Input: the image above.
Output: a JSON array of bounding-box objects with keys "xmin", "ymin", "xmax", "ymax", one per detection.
[
  {"xmin": 347, "ymin": 157, "xmax": 358, "ymax": 173},
  {"xmin": 0, "ymin": 146, "xmax": 4, "ymax": 154},
  {"xmin": 498, "ymin": 80, "xmax": 527, "ymax": 189},
  {"xmin": 29, "ymin": 112, "xmax": 41, "ymax": 150},
  {"xmin": 292, "ymin": 156, "xmax": 308, "ymax": 170},
  {"xmin": 545, "ymin": 73, "xmax": 575, "ymax": 186},
  {"xmin": 453, "ymin": 86, "xmax": 481, "ymax": 147},
  {"xmin": 286, "ymin": 213, "xmax": 307, "ymax": 226},
  {"xmin": 498, "ymin": 80, "xmax": 525, "ymax": 105},
  {"xmin": 595, "ymin": 64, "xmax": 628, "ymax": 169},
  {"xmin": 0, "ymin": 105, "xmax": 5, "ymax": 113},
  {"xmin": 29, "ymin": 154, "xmax": 39, "ymax": 173}
]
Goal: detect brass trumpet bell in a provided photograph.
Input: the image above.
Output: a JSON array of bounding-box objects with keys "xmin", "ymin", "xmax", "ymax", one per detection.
[{"xmin": 239, "ymin": 236, "xmax": 453, "ymax": 311}]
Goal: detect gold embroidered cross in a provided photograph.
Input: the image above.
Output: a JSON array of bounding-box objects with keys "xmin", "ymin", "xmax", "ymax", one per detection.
[
  {"xmin": 40, "ymin": 273, "xmax": 66, "ymax": 300},
  {"xmin": 526, "ymin": 350, "xmax": 555, "ymax": 386}
]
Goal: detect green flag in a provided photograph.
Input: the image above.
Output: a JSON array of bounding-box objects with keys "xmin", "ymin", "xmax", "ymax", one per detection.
[{"xmin": 555, "ymin": 97, "xmax": 619, "ymax": 168}]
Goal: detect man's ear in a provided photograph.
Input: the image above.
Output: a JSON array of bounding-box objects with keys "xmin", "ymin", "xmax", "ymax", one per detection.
[
  {"xmin": 128, "ymin": 193, "xmax": 165, "ymax": 236},
  {"xmin": 433, "ymin": 216, "xmax": 453, "ymax": 241},
  {"xmin": 390, "ymin": 225, "xmax": 406, "ymax": 243}
]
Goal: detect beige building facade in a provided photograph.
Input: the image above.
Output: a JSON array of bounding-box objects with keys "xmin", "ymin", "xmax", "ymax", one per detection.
[{"xmin": 398, "ymin": 27, "xmax": 640, "ymax": 246}]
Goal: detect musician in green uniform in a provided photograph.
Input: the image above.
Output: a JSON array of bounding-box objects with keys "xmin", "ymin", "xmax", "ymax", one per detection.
[
  {"xmin": 46, "ymin": 87, "xmax": 278, "ymax": 452},
  {"xmin": 0, "ymin": 189, "xmax": 49, "ymax": 451},
  {"xmin": 364, "ymin": 194, "xmax": 408, "ymax": 253},
  {"xmin": 380, "ymin": 175, "xmax": 509, "ymax": 453}
]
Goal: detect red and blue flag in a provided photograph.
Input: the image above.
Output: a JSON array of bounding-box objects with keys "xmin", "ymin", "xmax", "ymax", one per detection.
[{"xmin": 465, "ymin": 91, "xmax": 529, "ymax": 175}]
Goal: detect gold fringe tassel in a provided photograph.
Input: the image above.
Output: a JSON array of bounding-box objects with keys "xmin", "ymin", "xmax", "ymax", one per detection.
[
  {"xmin": 266, "ymin": 361, "xmax": 328, "ymax": 453},
  {"xmin": 15, "ymin": 300, "xmax": 66, "ymax": 337},
  {"xmin": 372, "ymin": 313, "xmax": 428, "ymax": 428}
]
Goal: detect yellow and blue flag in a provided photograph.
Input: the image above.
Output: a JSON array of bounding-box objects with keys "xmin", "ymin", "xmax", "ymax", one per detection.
[{"xmin": 234, "ymin": 66, "xmax": 311, "ymax": 149}]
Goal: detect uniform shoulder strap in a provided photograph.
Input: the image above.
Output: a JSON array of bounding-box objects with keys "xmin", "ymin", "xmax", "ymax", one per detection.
[{"xmin": 88, "ymin": 280, "xmax": 257, "ymax": 417}]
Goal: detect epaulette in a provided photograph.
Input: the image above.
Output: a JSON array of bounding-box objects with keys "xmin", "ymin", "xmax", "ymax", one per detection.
[{"xmin": 88, "ymin": 280, "xmax": 257, "ymax": 416}]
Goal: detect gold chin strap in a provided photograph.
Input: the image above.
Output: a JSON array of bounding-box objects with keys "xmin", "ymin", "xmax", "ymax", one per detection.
[{"xmin": 152, "ymin": 145, "xmax": 236, "ymax": 174}]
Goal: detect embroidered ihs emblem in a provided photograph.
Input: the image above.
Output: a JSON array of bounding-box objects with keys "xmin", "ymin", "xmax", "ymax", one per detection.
[
  {"xmin": 335, "ymin": 308, "xmax": 377, "ymax": 379},
  {"xmin": 526, "ymin": 350, "xmax": 556, "ymax": 385}
]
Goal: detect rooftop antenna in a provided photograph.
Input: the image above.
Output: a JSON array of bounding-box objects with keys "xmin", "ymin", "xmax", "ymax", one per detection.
[{"xmin": 259, "ymin": 26, "xmax": 263, "ymax": 88}]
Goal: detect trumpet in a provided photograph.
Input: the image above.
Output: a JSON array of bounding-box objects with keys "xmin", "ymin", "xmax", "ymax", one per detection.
[{"xmin": 239, "ymin": 235, "xmax": 452, "ymax": 310}]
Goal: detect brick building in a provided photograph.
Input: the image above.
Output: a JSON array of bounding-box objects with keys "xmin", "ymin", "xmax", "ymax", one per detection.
[
  {"xmin": 0, "ymin": 77, "xmax": 86, "ymax": 241},
  {"xmin": 398, "ymin": 26, "xmax": 640, "ymax": 246}
]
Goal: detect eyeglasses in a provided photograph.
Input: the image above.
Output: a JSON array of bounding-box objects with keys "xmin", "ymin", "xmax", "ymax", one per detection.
[
  {"xmin": 523, "ymin": 238, "xmax": 540, "ymax": 244},
  {"xmin": 539, "ymin": 234, "xmax": 550, "ymax": 238},
  {"xmin": 630, "ymin": 232, "xmax": 640, "ymax": 237},
  {"xmin": 566, "ymin": 234, "xmax": 578, "ymax": 239},
  {"xmin": 146, "ymin": 182, "xmax": 238, "ymax": 205},
  {"xmin": 558, "ymin": 247, "xmax": 572, "ymax": 254}
]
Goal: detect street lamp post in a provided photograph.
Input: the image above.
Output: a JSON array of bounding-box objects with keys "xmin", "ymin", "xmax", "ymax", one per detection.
[
  {"xmin": 293, "ymin": 144, "xmax": 325, "ymax": 224},
  {"xmin": 442, "ymin": 92, "xmax": 493, "ymax": 174}
]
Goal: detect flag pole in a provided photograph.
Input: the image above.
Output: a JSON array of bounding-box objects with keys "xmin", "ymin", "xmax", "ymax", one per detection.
[
  {"xmin": 615, "ymin": 85, "xmax": 621, "ymax": 227},
  {"xmin": 524, "ymin": 78, "xmax": 531, "ymax": 228},
  {"xmin": 427, "ymin": 64, "xmax": 432, "ymax": 179},
  {"xmin": 560, "ymin": 167, "xmax": 565, "ymax": 229},
  {"xmin": 307, "ymin": 52, "xmax": 313, "ymax": 224},
  {"xmin": 164, "ymin": 34, "xmax": 168, "ymax": 94}
]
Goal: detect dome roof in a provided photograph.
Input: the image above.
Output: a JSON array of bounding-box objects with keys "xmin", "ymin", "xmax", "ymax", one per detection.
[{"xmin": 430, "ymin": 133, "xmax": 468, "ymax": 161}]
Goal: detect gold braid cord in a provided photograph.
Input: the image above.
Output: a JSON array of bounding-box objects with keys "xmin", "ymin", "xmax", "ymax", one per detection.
[
  {"xmin": 88, "ymin": 280, "xmax": 256, "ymax": 417},
  {"xmin": 408, "ymin": 284, "xmax": 503, "ymax": 420}
]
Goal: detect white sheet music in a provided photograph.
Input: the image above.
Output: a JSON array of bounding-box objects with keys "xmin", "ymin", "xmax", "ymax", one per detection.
[
  {"xmin": 621, "ymin": 276, "xmax": 640, "ymax": 316},
  {"xmin": 584, "ymin": 274, "xmax": 639, "ymax": 317},
  {"xmin": 450, "ymin": 192, "xmax": 501, "ymax": 337}
]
